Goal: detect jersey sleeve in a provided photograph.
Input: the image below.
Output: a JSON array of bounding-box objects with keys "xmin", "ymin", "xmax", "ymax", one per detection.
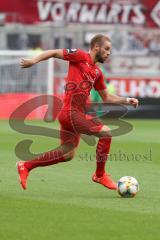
[
  {"xmin": 63, "ymin": 48, "xmax": 87, "ymax": 62},
  {"xmin": 93, "ymin": 70, "xmax": 107, "ymax": 91}
]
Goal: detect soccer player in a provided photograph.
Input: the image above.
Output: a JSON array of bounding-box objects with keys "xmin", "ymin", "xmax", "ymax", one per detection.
[{"xmin": 18, "ymin": 34, "xmax": 138, "ymax": 190}]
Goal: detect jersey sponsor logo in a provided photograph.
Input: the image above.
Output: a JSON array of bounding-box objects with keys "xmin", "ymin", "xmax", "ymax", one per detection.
[
  {"xmin": 67, "ymin": 49, "xmax": 77, "ymax": 53},
  {"xmin": 65, "ymin": 80, "xmax": 93, "ymax": 92}
]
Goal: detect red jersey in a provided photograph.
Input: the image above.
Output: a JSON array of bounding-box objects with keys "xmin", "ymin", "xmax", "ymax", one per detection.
[{"xmin": 62, "ymin": 48, "xmax": 106, "ymax": 111}]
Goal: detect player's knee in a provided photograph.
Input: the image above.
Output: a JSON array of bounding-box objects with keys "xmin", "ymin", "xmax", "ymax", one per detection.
[
  {"xmin": 67, "ymin": 150, "xmax": 75, "ymax": 160},
  {"xmin": 99, "ymin": 125, "xmax": 112, "ymax": 138},
  {"xmin": 64, "ymin": 150, "xmax": 75, "ymax": 161}
]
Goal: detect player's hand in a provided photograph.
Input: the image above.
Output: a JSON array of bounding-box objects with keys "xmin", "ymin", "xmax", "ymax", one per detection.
[
  {"xmin": 20, "ymin": 58, "xmax": 34, "ymax": 68},
  {"xmin": 127, "ymin": 98, "xmax": 139, "ymax": 108}
]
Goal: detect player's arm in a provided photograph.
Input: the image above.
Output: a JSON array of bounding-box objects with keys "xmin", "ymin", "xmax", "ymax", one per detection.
[
  {"xmin": 20, "ymin": 49, "xmax": 63, "ymax": 68},
  {"xmin": 98, "ymin": 89, "xmax": 139, "ymax": 108}
]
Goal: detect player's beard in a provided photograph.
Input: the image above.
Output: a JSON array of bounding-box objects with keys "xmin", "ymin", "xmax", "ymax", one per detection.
[{"xmin": 96, "ymin": 49, "xmax": 105, "ymax": 63}]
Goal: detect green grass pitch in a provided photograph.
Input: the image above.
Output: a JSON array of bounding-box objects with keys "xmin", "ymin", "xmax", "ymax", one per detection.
[{"xmin": 0, "ymin": 119, "xmax": 160, "ymax": 240}]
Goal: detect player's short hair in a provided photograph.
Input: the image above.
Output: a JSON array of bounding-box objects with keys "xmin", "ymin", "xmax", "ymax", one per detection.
[{"xmin": 90, "ymin": 34, "xmax": 111, "ymax": 49}]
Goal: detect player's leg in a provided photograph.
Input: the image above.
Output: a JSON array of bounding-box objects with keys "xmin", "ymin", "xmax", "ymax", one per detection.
[
  {"xmin": 70, "ymin": 111, "xmax": 116, "ymax": 190},
  {"xmin": 92, "ymin": 126, "xmax": 117, "ymax": 190},
  {"xmin": 17, "ymin": 126, "xmax": 80, "ymax": 190},
  {"xmin": 95, "ymin": 127, "xmax": 112, "ymax": 177}
]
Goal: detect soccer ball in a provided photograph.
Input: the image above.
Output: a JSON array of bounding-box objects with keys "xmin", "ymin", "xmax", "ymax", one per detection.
[{"xmin": 117, "ymin": 176, "xmax": 139, "ymax": 198}]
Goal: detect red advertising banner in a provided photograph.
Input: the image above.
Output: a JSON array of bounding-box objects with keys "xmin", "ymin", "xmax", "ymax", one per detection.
[
  {"xmin": 0, "ymin": 93, "xmax": 48, "ymax": 119},
  {"xmin": 0, "ymin": 0, "xmax": 160, "ymax": 27}
]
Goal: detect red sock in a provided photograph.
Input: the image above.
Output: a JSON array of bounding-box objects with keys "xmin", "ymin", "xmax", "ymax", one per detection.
[
  {"xmin": 96, "ymin": 137, "xmax": 112, "ymax": 177},
  {"xmin": 24, "ymin": 149, "xmax": 65, "ymax": 172}
]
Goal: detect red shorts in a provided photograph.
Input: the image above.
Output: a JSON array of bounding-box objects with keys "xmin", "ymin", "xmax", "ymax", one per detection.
[{"xmin": 58, "ymin": 109, "xmax": 103, "ymax": 147}]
